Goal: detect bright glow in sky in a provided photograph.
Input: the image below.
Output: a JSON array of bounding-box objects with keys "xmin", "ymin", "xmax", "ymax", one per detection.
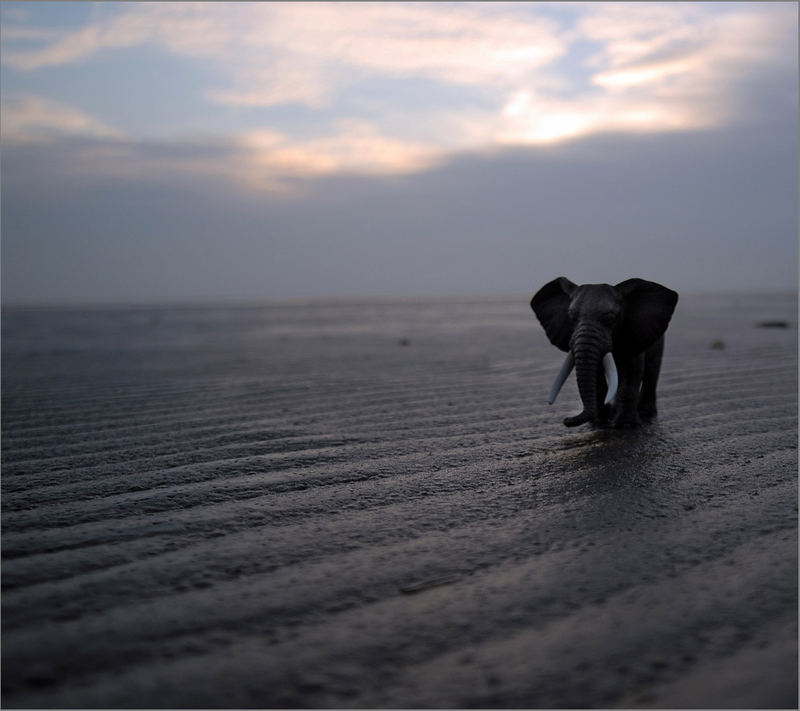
[
  {"xmin": 3, "ymin": 1, "xmax": 795, "ymax": 184},
  {"xmin": 1, "ymin": 2, "xmax": 798, "ymax": 303}
]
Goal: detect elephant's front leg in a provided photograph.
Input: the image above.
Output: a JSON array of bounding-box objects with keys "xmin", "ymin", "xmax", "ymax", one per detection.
[{"xmin": 612, "ymin": 352, "xmax": 644, "ymax": 428}]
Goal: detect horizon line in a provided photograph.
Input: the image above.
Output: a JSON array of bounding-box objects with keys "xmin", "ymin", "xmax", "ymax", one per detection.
[{"xmin": 3, "ymin": 288, "xmax": 798, "ymax": 312}]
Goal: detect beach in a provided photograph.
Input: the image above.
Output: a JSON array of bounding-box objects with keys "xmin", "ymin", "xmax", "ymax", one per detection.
[{"xmin": 1, "ymin": 292, "xmax": 797, "ymax": 709}]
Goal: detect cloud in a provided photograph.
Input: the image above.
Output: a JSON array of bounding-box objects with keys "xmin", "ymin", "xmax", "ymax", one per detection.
[
  {"xmin": 0, "ymin": 103, "xmax": 444, "ymax": 194},
  {"xmin": 0, "ymin": 95, "xmax": 123, "ymax": 142},
  {"xmin": 3, "ymin": 3, "xmax": 566, "ymax": 105},
  {"xmin": 580, "ymin": 3, "xmax": 797, "ymax": 120},
  {"xmin": 2, "ymin": 122, "xmax": 796, "ymax": 305},
  {"xmin": 1, "ymin": 2, "xmax": 796, "ymax": 188},
  {"xmin": 2, "ymin": 3, "xmax": 227, "ymax": 70},
  {"xmin": 235, "ymin": 122, "xmax": 444, "ymax": 186},
  {"xmin": 1, "ymin": 3, "xmax": 796, "ymax": 306},
  {"xmin": 248, "ymin": 3, "xmax": 564, "ymax": 94},
  {"xmin": 497, "ymin": 89, "xmax": 703, "ymax": 144}
]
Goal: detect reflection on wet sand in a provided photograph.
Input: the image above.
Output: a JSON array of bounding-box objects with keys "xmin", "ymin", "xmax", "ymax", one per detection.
[{"xmin": 2, "ymin": 294, "xmax": 796, "ymax": 709}]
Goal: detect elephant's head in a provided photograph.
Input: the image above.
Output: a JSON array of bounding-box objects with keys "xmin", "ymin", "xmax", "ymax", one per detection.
[{"xmin": 531, "ymin": 277, "xmax": 678, "ymax": 427}]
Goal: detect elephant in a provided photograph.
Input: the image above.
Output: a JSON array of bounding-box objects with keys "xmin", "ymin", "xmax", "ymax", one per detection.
[{"xmin": 530, "ymin": 277, "xmax": 678, "ymax": 428}]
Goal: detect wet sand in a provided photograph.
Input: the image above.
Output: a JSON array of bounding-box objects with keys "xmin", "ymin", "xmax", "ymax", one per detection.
[{"xmin": 1, "ymin": 293, "xmax": 797, "ymax": 709}]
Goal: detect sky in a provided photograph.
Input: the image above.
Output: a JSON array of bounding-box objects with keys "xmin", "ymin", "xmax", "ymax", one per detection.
[{"xmin": 1, "ymin": 1, "xmax": 797, "ymax": 305}]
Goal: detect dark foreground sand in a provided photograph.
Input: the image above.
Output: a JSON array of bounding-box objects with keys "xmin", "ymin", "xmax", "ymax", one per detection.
[{"xmin": 2, "ymin": 293, "xmax": 797, "ymax": 709}]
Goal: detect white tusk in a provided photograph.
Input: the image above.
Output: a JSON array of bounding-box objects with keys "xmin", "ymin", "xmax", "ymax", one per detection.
[
  {"xmin": 603, "ymin": 353, "xmax": 618, "ymax": 405},
  {"xmin": 548, "ymin": 352, "xmax": 575, "ymax": 405}
]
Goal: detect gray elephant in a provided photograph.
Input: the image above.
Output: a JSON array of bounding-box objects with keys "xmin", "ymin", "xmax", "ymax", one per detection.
[{"xmin": 531, "ymin": 277, "xmax": 678, "ymax": 428}]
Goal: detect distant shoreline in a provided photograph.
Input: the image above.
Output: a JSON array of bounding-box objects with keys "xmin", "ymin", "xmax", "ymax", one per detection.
[{"xmin": 3, "ymin": 290, "xmax": 798, "ymax": 313}]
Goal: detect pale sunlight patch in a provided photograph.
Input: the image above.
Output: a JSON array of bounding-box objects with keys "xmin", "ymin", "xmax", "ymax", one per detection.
[
  {"xmin": 496, "ymin": 90, "xmax": 705, "ymax": 145},
  {"xmin": 593, "ymin": 58, "xmax": 699, "ymax": 90},
  {"xmin": 232, "ymin": 122, "xmax": 444, "ymax": 191}
]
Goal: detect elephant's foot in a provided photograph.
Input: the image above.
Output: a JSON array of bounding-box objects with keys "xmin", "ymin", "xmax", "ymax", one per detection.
[
  {"xmin": 596, "ymin": 403, "xmax": 613, "ymax": 426},
  {"xmin": 638, "ymin": 400, "xmax": 657, "ymax": 422},
  {"xmin": 564, "ymin": 411, "xmax": 593, "ymax": 427},
  {"xmin": 564, "ymin": 405, "xmax": 617, "ymax": 428},
  {"xmin": 612, "ymin": 409, "xmax": 641, "ymax": 429}
]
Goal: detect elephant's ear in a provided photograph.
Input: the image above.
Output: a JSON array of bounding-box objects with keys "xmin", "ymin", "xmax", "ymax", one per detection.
[
  {"xmin": 615, "ymin": 278, "xmax": 678, "ymax": 354},
  {"xmin": 530, "ymin": 277, "xmax": 577, "ymax": 352}
]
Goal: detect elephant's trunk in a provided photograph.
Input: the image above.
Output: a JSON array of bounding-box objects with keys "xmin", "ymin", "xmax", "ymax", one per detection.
[
  {"xmin": 564, "ymin": 348, "xmax": 600, "ymax": 427},
  {"xmin": 563, "ymin": 326, "xmax": 616, "ymax": 428}
]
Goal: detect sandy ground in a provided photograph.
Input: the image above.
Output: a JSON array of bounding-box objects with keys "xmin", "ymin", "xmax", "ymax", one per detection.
[{"xmin": 1, "ymin": 293, "xmax": 797, "ymax": 709}]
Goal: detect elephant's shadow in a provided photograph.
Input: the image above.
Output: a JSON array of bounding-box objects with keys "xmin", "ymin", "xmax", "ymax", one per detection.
[
  {"xmin": 526, "ymin": 425, "xmax": 684, "ymax": 536},
  {"xmin": 549, "ymin": 423, "xmax": 676, "ymax": 490}
]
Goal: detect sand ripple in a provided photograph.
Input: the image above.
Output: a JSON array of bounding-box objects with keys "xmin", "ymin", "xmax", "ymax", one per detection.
[{"xmin": 2, "ymin": 294, "xmax": 797, "ymax": 708}]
